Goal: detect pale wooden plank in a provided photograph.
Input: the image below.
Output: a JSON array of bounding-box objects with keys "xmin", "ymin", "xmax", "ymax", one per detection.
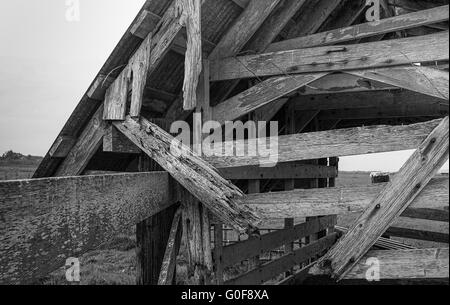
[
  {"xmin": 310, "ymin": 117, "xmax": 449, "ymax": 280},
  {"xmin": 267, "ymin": 5, "xmax": 450, "ymax": 52},
  {"xmin": 113, "ymin": 116, "xmax": 260, "ymax": 231},
  {"xmin": 205, "ymin": 118, "xmax": 444, "ymax": 168},
  {"xmin": 158, "ymin": 209, "xmax": 182, "ymax": 285},
  {"xmin": 103, "ymin": 66, "xmax": 129, "ymax": 121},
  {"xmin": 210, "ymin": 32, "xmax": 449, "ymax": 81},
  {"xmin": 49, "ymin": 136, "xmax": 77, "ymax": 158},
  {"xmin": 344, "ymin": 248, "xmax": 449, "ymax": 280},
  {"xmin": 0, "ymin": 172, "xmax": 171, "ymax": 285}
]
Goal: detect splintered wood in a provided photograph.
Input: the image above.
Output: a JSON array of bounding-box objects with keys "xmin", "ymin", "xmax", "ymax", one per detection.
[
  {"xmin": 310, "ymin": 116, "xmax": 449, "ymax": 280},
  {"xmin": 113, "ymin": 116, "xmax": 260, "ymax": 232}
]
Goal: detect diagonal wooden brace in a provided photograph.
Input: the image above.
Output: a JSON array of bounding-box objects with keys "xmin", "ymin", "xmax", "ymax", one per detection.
[{"xmin": 309, "ymin": 116, "xmax": 449, "ymax": 280}]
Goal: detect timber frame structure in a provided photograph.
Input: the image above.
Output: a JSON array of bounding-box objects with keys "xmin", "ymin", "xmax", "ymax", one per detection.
[{"xmin": 1, "ymin": 0, "xmax": 449, "ymax": 285}]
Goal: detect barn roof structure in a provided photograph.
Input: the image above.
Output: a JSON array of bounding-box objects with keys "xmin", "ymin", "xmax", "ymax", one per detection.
[{"xmin": 1, "ymin": 0, "xmax": 448, "ymax": 285}]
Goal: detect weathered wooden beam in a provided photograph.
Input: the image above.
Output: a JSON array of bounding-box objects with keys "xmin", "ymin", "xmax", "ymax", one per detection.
[
  {"xmin": 210, "ymin": 32, "xmax": 449, "ymax": 81},
  {"xmin": 48, "ymin": 136, "xmax": 77, "ymax": 158},
  {"xmin": 212, "ymin": 73, "xmax": 328, "ymax": 125},
  {"xmin": 216, "ymin": 216, "xmax": 337, "ymax": 268},
  {"xmin": 295, "ymin": 90, "xmax": 447, "ymax": 112},
  {"xmin": 385, "ymin": 227, "xmax": 449, "ymax": 243},
  {"xmin": 219, "ymin": 163, "xmax": 338, "ymax": 180},
  {"xmin": 319, "ymin": 104, "xmax": 448, "ymax": 120},
  {"xmin": 349, "ymin": 66, "xmax": 449, "ymax": 100},
  {"xmin": 158, "ymin": 208, "xmax": 183, "ymax": 285},
  {"xmin": 103, "ymin": 125, "xmax": 141, "ymax": 154},
  {"xmin": 0, "ymin": 172, "xmax": 171, "ymax": 285},
  {"xmin": 245, "ymin": 177, "xmax": 448, "ymax": 220},
  {"xmin": 225, "ymin": 233, "xmax": 339, "ymax": 285},
  {"xmin": 310, "ymin": 116, "xmax": 449, "ymax": 280},
  {"xmin": 113, "ymin": 116, "xmax": 260, "ymax": 231},
  {"xmin": 56, "ymin": 106, "xmax": 107, "ymax": 176},
  {"xmin": 267, "ymin": 5, "xmax": 449, "ymax": 52},
  {"xmin": 205, "ymin": 118, "xmax": 444, "ymax": 168},
  {"xmin": 344, "ymin": 248, "xmax": 449, "ymax": 281},
  {"xmin": 388, "ymin": 0, "xmax": 448, "ymax": 12}
]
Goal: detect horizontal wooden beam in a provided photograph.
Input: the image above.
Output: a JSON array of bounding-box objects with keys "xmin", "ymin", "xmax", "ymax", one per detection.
[
  {"xmin": 218, "ymin": 163, "xmax": 338, "ymax": 180},
  {"xmin": 344, "ymin": 248, "xmax": 449, "ymax": 281},
  {"xmin": 0, "ymin": 172, "xmax": 171, "ymax": 284},
  {"xmin": 205, "ymin": 118, "xmax": 444, "ymax": 168},
  {"xmin": 217, "ymin": 216, "xmax": 337, "ymax": 268},
  {"xmin": 266, "ymin": 5, "xmax": 449, "ymax": 52},
  {"xmin": 225, "ymin": 233, "xmax": 338, "ymax": 285},
  {"xmin": 294, "ymin": 90, "xmax": 446, "ymax": 112},
  {"xmin": 210, "ymin": 32, "xmax": 449, "ymax": 81},
  {"xmin": 245, "ymin": 177, "xmax": 448, "ymax": 219},
  {"xmin": 386, "ymin": 227, "xmax": 449, "ymax": 243}
]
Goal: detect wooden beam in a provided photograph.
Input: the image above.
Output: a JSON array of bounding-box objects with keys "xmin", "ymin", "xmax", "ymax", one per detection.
[
  {"xmin": 295, "ymin": 90, "xmax": 447, "ymax": 112},
  {"xmin": 319, "ymin": 104, "xmax": 448, "ymax": 120},
  {"xmin": 267, "ymin": 5, "xmax": 449, "ymax": 52},
  {"xmin": 219, "ymin": 163, "xmax": 338, "ymax": 180},
  {"xmin": 344, "ymin": 248, "xmax": 449, "ymax": 281},
  {"xmin": 225, "ymin": 233, "xmax": 339, "ymax": 285},
  {"xmin": 49, "ymin": 136, "xmax": 77, "ymax": 158},
  {"xmin": 210, "ymin": 32, "xmax": 449, "ymax": 81},
  {"xmin": 56, "ymin": 106, "xmax": 107, "ymax": 176},
  {"xmin": 158, "ymin": 208, "xmax": 183, "ymax": 285},
  {"xmin": 216, "ymin": 216, "xmax": 337, "ymax": 268},
  {"xmin": 212, "ymin": 73, "xmax": 328, "ymax": 125},
  {"xmin": 385, "ymin": 227, "xmax": 449, "ymax": 243},
  {"xmin": 310, "ymin": 116, "xmax": 449, "ymax": 280},
  {"xmin": 349, "ymin": 66, "xmax": 450, "ymax": 100},
  {"xmin": 0, "ymin": 172, "xmax": 171, "ymax": 284},
  {"xmin": 245, "ymin": 177, "xmax": 448, "ymax": 220},
  {"xmin": 205, "ymin": 118, "xmax": 444, "ymax": 168},
  {"xmin": 103, "ymin": 125, "xmax": 141, "ymax": 154},
  {"xmin": 113, "ymin": 116, "xmax": 260, "ymax": 231}
]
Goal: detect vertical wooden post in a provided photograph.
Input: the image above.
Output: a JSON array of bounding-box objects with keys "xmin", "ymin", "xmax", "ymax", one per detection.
[
  {"xmin": 284, "ymin": 218, "xmax": 295, "ymax": 276},
  {"xmin": 214, "ymin": 223, "xmax": 224, "ymax": 285}
]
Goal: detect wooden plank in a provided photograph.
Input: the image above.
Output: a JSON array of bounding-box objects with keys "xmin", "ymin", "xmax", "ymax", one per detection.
[
  {"xmin": 213, "ymin": 223, "xmax": 224, "ymax": 285},
  {"xmin": 103, "ymin": 66, "xmax": 129, "ymax": 120},
  {"xmin": 319, "ymin": 104, "xmax": 448, "ymax": 120},
  {"xmin": 210, "ymin": 32, "xmax": 449, "ymax": 81},
  {"xmin": 401, "ymin": 207, "xmax": 449, "ymax": 222},
  {"xmin": 219, "ymin": 163, "xmax": 338, "ymax": 180},
  {"xmin": 113, "ymin": 116, "xmax": 260, "ymax": 231},
  {"xmin": 48, "ymin": 136, "xmax": 77, "ymax": 158},
  {"xmin": 267, "ymin": 5, "xmax": 450, "ymax": 52},
  {"xmin": 349, "ymin": 66, "xmax": 450, "ymax": 100},
  {"xmin": 310, "ymin": 117, "xmax": 449, "ymax": 280},
  {"xmin": 56, "ymin": 106, "xmax": 107, "ymax": 176},
  {"xmin": 0, "ymin": 172, "xmax": 171, "ymax": 285},
  {"xmin": 212, "ymin": 73, "xmax": 328, "ymax": 125},
  {"xmin": 158, "ymin": 209, "xmax": 183, "ymax": 285},
  {"xmin": 344, "ymin": 248, "xmax": 449, "ymax": 281},
  {"xmin": 217, "ymin": 216, "xmax": 337, "ymax": 268},
  {"xmin": 205, "ymin": 118, "xmax": 444, "ymax": 168},
  {"xmin": 294, "ymin": 90, "xmax": 447, "ymax": 112},
  {"xmin": 386, "ymin": 227, "xmax": 449, "ymax": 243},
  {"xmin": 245, "ymin": 177, "xmax": 448, "ymax": 220},
  {"xmin": 103, "ymin": 125, "xmax": 141, "ymax": 154},
  {"xmin": 225, "ymin": 233, "xmax": 338, "ymax": 285},
  {"xmin": 208, "ymin": 0, "xmax": 281, "ymax": 60}
]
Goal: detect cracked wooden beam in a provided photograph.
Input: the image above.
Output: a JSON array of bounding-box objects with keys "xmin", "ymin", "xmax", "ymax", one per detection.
[
  {"xmin": 113, "ymin": 116, "xmax": 260, "ymax": 232},
  {"xmin": 210, "ymin": 32, "xmax": 449, "ymax": 81},
  {"xmin": 309, "ymin": 116, "xmax": 449, "ymax": 280}
]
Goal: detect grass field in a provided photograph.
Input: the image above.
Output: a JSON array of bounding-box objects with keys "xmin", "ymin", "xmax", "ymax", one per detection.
[{"xmin": 1, "ymin": 158, "xmax": 447, "ymax": 285}]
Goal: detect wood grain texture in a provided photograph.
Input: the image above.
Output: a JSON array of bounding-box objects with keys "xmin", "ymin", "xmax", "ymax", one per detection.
[
  {"xmin": 48, "ymin": 136, "xmax": 77, "ymax": 158},
  {"xmin": 267, "ymin": 5, "xmax": 449, "ymax": 52},
  {"xmin": 226, "ymin": 233, "xmax": 339, "ymax": 285},
  {"xmin": 210, "ymin": 32, "xmax": 449, "ymax": 81},
  {"xmin": 56, "ymin": 106, "xmax": 107, "ymax": 176},
  {"xmin": 205, "ymin": 118, "xmax": 444, "ymax": 168},
  {"xmin": 344, "ymin": 248, "xmax": 449, "ymax": 280},
  {"xmin": 103, "ymin": 125, "xmax": 141, "ymax": 154},
  {"xmin": 212, "ymin": 73, "xmax": 328, "ymax": 125},
  {"xmin": 103, "ymin": 66, "xmax": 129, "ymax": 120},
  {"xmin": 113, "ymin": 116, "xmax": 260, "ymax": 231},
  {"xmin": 246, "ymin": 177, "xmax": 448, "ymax": 220},
  {"xmin": 0, "ymin": 172, "xmax": 171, "ymax": 284},
  {"xmin": 217, "ymin": 216, "xmax": 337, "ymax": 268},
  {"xmin": 310, "ymin": 117, "xmax": 449, "ymax": 280},
  {"xmin": 158, "ymin": 209, "xmax": 182, "ymax": 285},
  {"xmin": 349, "ymin": 66, "xmax": 449, "ymax": 100}
]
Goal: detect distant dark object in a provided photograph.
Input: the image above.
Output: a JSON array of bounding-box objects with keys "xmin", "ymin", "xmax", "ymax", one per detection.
[{"xmin": 371, "ymin": 172, "xmax": 391, "ymax": 184}]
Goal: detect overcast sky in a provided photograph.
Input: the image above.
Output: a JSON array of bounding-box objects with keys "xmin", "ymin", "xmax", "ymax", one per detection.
[{"xmin": 0, "ymin": 0, "xmax": 448, "ymax": 173}]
